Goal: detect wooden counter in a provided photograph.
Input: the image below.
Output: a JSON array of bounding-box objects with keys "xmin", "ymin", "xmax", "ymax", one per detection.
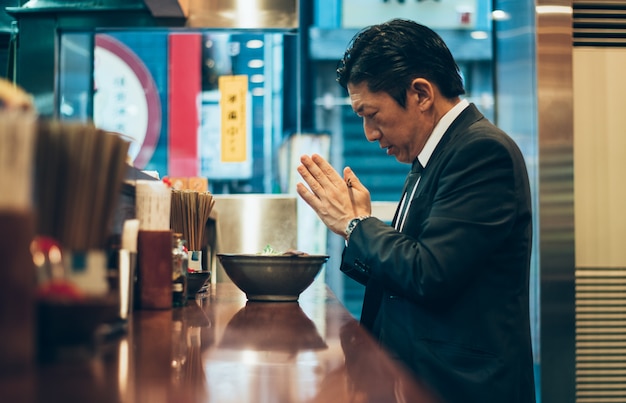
[{"xmin": 1, "ymin": 282, "xmax": 440, "ymax": 402}]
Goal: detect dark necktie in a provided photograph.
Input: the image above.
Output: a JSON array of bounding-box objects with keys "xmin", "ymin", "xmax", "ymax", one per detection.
[{"xmin": 394, "ymin": 158, "xmax": 423, "ymax": 231}]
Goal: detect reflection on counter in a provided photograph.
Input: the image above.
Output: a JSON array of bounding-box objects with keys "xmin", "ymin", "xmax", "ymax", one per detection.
[
  {"xmin": 2, "ymin": 278, "xmax": 441, "ymax": 402},
  {"xmin": 220, "ymin": 301, "xmax": 327, "ymax": 353}
]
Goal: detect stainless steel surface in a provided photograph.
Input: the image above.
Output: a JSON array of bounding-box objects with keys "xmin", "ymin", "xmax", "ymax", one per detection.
[
  {"xmin": 211, "ymin": 194, "xmax": 299, "ymax": 282},
  {"xmin": 495, "ymin": 0, "xmax": 575, "ymax": 401},
  {"xmin": 536, "ymin": 2, "xmax": 576, "ymax": 402},
  {"xmin": 217, "ymin": 253, "xmax": 328, "ymax": 301},
  {"xmin": 185, "ymin": 0, "xmax": 298, "ymax": 28}
]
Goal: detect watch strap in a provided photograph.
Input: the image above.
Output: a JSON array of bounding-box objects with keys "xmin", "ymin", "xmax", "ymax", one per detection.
[{"xmin": 345, "ymin": 216, "xmax": 370, "ymax": 240}]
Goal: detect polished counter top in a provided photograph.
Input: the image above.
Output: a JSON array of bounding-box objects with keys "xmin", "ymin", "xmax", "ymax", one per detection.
[{"xmin": 2, "ymin": 282, "xmax": 440, "ymax": 402}]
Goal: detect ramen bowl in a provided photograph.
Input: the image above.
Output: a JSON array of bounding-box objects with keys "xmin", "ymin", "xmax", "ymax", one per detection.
[{"xmin": 217, "ymin": 253, "xmax": 329, "ymax": 302}]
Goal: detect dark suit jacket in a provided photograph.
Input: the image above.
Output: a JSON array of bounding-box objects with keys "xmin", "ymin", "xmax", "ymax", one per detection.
[{"xmin": 340, "ymin": 104, "xmax": 536, "ymax": 403}]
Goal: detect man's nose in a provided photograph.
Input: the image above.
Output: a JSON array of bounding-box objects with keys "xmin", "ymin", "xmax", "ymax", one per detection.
[{"xmin": 363, "ymin": 122, "xmax": 380, "ymax": 142}]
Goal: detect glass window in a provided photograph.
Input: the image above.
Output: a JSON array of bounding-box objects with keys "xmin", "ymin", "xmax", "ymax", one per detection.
[{"xmin": 57, "ymin": 29, "xmax": 297, "ymax": 194}]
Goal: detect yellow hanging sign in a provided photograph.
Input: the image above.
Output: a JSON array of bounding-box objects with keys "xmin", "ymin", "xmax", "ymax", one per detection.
[{"xmin": 219, "ymin": 75, "xmax": 248, "ymax": 163}]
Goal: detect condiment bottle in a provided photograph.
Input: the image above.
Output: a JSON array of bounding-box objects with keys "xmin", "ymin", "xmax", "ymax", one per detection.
[{"xmin": 172, "ymin": 233, "xmax": 188, "ymax": 307}]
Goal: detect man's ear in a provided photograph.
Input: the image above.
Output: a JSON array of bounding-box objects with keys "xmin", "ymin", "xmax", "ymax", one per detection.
[{"xmin": 409, "ymin": 78, "xmax": 434, "ymax": 111}]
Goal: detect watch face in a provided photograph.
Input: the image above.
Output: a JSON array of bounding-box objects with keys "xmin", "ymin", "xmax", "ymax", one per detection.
[{"xmin": 93, "ymin": 34, "xmax": 161, "ymax": 168}]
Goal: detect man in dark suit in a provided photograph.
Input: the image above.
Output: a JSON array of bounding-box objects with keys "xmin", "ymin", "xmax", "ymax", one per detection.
[{"xmin": 296, "ymin": 19, "xmax": 536, "ymax": 403}]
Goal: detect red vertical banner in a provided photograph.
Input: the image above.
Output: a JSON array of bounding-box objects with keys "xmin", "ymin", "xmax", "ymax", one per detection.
[{"xmin": 168, "ymin": 33, "xmax": 201, "ymax": 176}]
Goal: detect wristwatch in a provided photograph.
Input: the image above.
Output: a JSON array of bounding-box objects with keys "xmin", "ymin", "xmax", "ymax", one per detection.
[{"xmin": 345, "ymin": 216, "xmax": 370, "ymax": 240}]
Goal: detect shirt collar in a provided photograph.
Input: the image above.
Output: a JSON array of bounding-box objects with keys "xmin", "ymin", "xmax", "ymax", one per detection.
[{"xmin": 417, "ymin": 98, "xmax": 469, "ymax": 168}]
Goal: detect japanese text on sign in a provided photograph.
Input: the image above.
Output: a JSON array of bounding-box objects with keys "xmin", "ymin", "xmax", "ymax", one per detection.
[{"xmin": 219, "ymin": 75, "xmax": 248, "ymax": 163}]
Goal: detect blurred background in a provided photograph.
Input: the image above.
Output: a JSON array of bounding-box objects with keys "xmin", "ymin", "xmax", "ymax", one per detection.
[{"xmin": 2, "ymin": 1, "xmax": 625, "ymax": 401}]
